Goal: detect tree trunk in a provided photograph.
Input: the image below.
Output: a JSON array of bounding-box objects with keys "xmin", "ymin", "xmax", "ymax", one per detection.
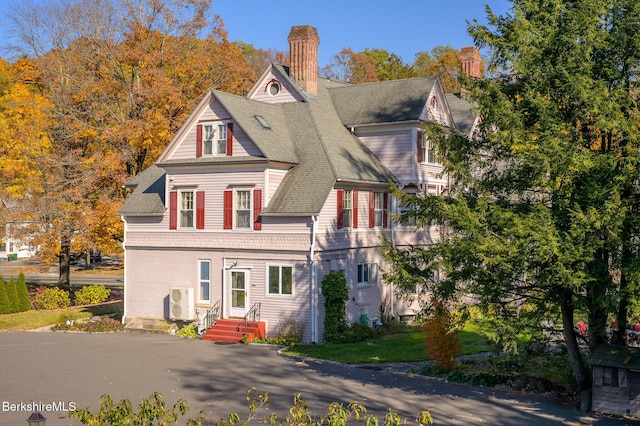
[
  {"xmin": 615, "ymin": 262, "xmax": 631, "ymax": 346},
  {"xmin": 560, "ymin": 289, "xmax": 591, "ymax": 392},
  {"xmin": 58, "ymin": 239, "xmax": 71, "ymax": 292}
]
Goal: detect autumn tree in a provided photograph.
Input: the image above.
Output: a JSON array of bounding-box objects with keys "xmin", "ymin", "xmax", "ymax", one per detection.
[
  {"xmin": 413, "ymin": 46, "xmax": 464, "ymax": 94},
  {"xmin": 383, "ymin": 0, "xmax": 640, "ymax": 396},
  {"xmin": 321, "ymin": 48, "xmax": 379, "ymax": 83},
  {"xmin": 5, "ymin": 0, "xmax": 254, "ymax": 286},
  {"xmin": 234, "ymin": 41, "xmax": 286, "ymax": 81}
]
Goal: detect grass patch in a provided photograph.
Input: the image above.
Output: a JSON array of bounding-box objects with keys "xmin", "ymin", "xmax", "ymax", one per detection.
[
  {"xmin": 283, "ymin": 321, "xmax": 498, "ymax": 364},
  {"xmin": 0, "ymin": 301, "xmax": 123, "ymax": 331}
]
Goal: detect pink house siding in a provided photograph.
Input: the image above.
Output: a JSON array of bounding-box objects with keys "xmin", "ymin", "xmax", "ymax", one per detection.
[
  {"xmin": 357, "ymin": 129, "xmax": 414, "ymax": 182},
  {"xmin": 248, "ymin": 70, "xmax": 302, "ymax": 104}
]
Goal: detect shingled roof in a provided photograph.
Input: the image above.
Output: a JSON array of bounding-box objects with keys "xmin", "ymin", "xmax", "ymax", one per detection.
[{"xmin": 119, "ymin": 165, "xmax": 166, "ymax": 216}]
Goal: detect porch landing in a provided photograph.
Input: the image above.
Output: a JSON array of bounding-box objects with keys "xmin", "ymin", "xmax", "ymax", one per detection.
[{"xmin": 201, "ymin": 318, "xmax": 265, "ymax": 343}]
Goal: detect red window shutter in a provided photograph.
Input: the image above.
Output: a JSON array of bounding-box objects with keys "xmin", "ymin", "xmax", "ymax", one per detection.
[
  {"xmin": 353, "ymin": 189, "xmax": 358, "ymax": 229},
  {"xmin": 383, "ymin": 192, "xmax": 389, "ymax": 228},
  {"xmin": 196, "ymin": 124, "xmax": 203, "ymax": 158},
  {"xmin": 226, "ymin": 123, "xmax": 233, "ymax": 156},
  {"xmin": 253, "ymin": 189, "xmax": 262, "ymax": 231},
  {"xmin": 223, "ymin": 190, "xmax": 233, "ymax": 229},
  {"xmin": 368, "ymin": 191, "xmax": 375, "ymax": 228},
  {"xmin": 196, "ymin": 191, "xmax": 205, "ymax": 229},
  {"xmin": 417, "ymin": 130, "xmax": 423, "ymax": 163},
  {"xmin": 169, "ymin": 191, "xmax": 178, "ymax": 229},
  {"xmin": 336, "ymin": 190, "xmax": 344, "ymax": 229}
]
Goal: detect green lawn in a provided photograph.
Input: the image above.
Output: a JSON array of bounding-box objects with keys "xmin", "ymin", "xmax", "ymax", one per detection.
[
  {"xmin": 283, "ymin": 323, "xmax": 495, "ymax": 364},
  {"xmin": 0, "ymin": 301, "xmax": 123, "ymax": 331}
]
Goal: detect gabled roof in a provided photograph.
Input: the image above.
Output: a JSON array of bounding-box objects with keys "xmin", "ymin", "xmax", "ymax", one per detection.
[
  {"xmin": 118, "ymin": 165, "xmax": 166, "ymax": 216},
  {"xmin": 328, "ymin": 77, "xmax": 439, "ymax": 126}
]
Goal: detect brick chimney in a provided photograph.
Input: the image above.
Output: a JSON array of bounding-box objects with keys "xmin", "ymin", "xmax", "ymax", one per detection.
[
  {"xmin": 287, "ymin": 25, "xmax": 320, "ymax": 95},
  {"xmin": 460, "ymin": 46, "xmax": 481, "ymax": 78}
]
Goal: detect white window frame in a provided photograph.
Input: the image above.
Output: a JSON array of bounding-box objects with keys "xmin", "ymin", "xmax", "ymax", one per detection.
[
  {"xmin": 343, "ymin": 190, "xmax": 353, "ymax": 228},
  {"xmin": 267, "ymin": 264, "xmax": 294, "ymax": 296},
  {"xmin": 357, "ymin": 263, "xmax": 378, "ymax": 287},
  {"xmin": 421, "ymin": 135, "xmax": 440, "ymax": 165},
  {"xmin": 198, "ymin": 259, "xmax": 211, "ymax": 304},
  {"xmin": 373, "ymin": 192, "xmax": 383, "ymax": 227},
  {"xmin": 179, "ymin": 190, "xmax": 195, "ymax": 229},
  {"xmin": 217, "ymin": 123, "xmax": 227, "ymax": 155},
  {"xmin": 235, "ymin": 189, "xmax": 252, "ymax": 229},
  {"xmin": 201, "ymin": 122, "xmax": 227, "ymax": 156}
]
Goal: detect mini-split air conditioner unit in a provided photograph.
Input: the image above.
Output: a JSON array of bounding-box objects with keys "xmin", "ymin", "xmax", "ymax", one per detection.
[{"xmin": 169, "ymin": 288, "xmax": 195, "ymax": 321}]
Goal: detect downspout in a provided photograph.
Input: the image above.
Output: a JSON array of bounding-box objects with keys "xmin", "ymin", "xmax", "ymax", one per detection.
[
  {"xmin": 120, "ymin": 215, "xmax": 127, "ymax": 324},
  {"xmin": 222, "ymin": 257, "xmax": 226, "ymax": 319},
  {"xmin": 310, "ymin": 215, "xmax": 318, "ymax": 342}
]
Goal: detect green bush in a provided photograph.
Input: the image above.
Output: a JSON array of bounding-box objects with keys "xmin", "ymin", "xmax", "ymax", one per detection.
[
  {"xmin": 16, "ymin": 273, "xmax": 31, "ymax": 312},
  {"xmin": 176, "ymin": 323, "xmax": 197, "ymax": 338},
  {"xmin": 5, "ymin": 277, "xmax": 19, "ymax": 312},
  {"xmin": 321, "ymin": 271, "xmax": 349, "ymax": 343},
  {"xmin": 74, "ymin": 285, "xmax": 111, "ymax": 305},
  {"xmin": 33, "ymin": 287, "xmax": 71, "ymax": 310},
  {"xmin": 0, "ymin": 278, "xmax": 9, "ymax": 314}
]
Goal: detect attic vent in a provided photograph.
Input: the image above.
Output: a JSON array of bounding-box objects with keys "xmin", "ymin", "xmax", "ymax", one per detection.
[{"xmin": 255, "ymin": 115, "xmax": 271, "ymax": 129}]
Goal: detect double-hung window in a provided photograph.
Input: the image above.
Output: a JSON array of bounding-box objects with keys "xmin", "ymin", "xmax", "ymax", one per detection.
[
  {"xmin": 203, "ymin": 125, "xmax": 215, "ymax": 155},
  {"xmin": 197, "ymin": 122, "xmax": 233, "ymax": 157},
  {"xmin": 268, "ymin": 265, "xmax": 293, "ymax": 295},
  {"xmin": 217, "ymin": 124, "xmax": 227, "ymax": 155},
  {"xmin": 223, "ymin": 188, "xmax": 263, "ymax": 231},
  {"xmin": 417, "ymin": 130, "xmax": 440, "ymax": 165},
  {"xmin": 399, "ymin": 200, "xmax": 417, "ymax": 227},
  {"xmin": 180, "ymin": 191, "xmax": 194, "ymax": 228},
  {"xmin": 337, "ymin": 189, "xmax": 358, "ymax": 229},
  {"xmin": 169, "ymin": 189, "xmax": 205, "ymax": 230},
  {"xmin": 357, "ymin": 263, "xmax": 377, "ymax": 287},
  {"xmin": 235, "ymin": 190, "xmax": 251, "ymax": 229},
  {"xmin": 198, "ymin": 260, "xmax": 211, "ymax": 303}
]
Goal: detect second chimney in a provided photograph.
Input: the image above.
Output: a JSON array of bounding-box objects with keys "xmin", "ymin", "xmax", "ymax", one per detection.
[
  {"xmin": 460, "ymin": 46, "xmax": 481, "ymax": 78},
  {"xmin": 288, "ymin": 25, "xmax": 320, "ymax": 95}
]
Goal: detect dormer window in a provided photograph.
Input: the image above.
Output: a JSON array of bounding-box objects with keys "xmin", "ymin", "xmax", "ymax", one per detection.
[{"xmin": 196, "ymin": 122, "xmax": 233, "ymax": 158}]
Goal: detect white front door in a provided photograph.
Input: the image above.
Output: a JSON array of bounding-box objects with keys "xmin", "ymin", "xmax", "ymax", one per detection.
[{"xmin": 229, "ymin": 270, "xmax": 249, "ymax": 317}]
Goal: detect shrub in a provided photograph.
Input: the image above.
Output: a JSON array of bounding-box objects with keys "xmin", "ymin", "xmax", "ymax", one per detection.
[
  {"xmin": 176, "ymin": 323, "xmax": 197, "ymax": 338},
  {"xmin": 271, "ymin": 318, "xmax": 305, "ymax": 346},
  {"xmin": 16, "ymin": 273, "xmax": 31, "ymax": 312},
  {"xmin": 33, "ymin": 287, "xmax": 71, "ymax": 310},
  {"xmin": 0, "ymin": 278, "xmax": 9, "ymax": 314},
  {"xmin": 84, "ymin": 317, "xmax": 123, "ymax": 333},
  {"xmin": 70, "ymin": 389, "xmax": 433, "ymax": 425},
  {"xmin": 321, "ymin": 271, "xmax": 349, "ymax": 343},
  {"xmin": 5, "ymin": 277, "xmax": 19, "ymax": 312},
  {"xmin": 74, "ymin": 285, "xmax": 111, "ymax": 305},
  {"xmin": 335, "ymin": 322, "xmax": 381, "ymax": 344},
  {"xmin": 423, "ymin": 301, "xmax": 461, "ymax": 370}
]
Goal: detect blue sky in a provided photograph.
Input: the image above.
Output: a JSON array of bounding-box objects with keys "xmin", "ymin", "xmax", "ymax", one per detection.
[{"xmin": 0, "ymin": 0, "xmax": 513, "ymax": 66}]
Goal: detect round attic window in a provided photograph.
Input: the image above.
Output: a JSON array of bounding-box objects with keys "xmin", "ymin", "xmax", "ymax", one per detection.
[{"xmin": 268, "ymin": 81, "xmax": 281, "ymax": 96}]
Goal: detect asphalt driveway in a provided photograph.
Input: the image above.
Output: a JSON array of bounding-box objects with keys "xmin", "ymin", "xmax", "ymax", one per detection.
[{"xmin": 0, "ymin": 332, "xmax": 638, "ymax": 425}]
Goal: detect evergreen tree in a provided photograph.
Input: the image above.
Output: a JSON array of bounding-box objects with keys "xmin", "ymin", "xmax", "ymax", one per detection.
[
  {"xmin": 383, "ymin": 0, "xmax": 640, "ymax": 394},
  {"xmin": 16, "ymin": 273, "xmax": 31, "ymax": 312},
  {"xmin": 5, "ymin": 277, "xmax": 19, "ymax": 313},
  {"xmin": 0, "ymin": 276, "xmax": 9, "ymax": 314}
]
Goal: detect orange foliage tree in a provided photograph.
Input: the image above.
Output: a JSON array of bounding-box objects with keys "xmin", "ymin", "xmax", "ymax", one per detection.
[{"xmin": 4, "ymin": 0, "xmax": 255, "ymax": 286}]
